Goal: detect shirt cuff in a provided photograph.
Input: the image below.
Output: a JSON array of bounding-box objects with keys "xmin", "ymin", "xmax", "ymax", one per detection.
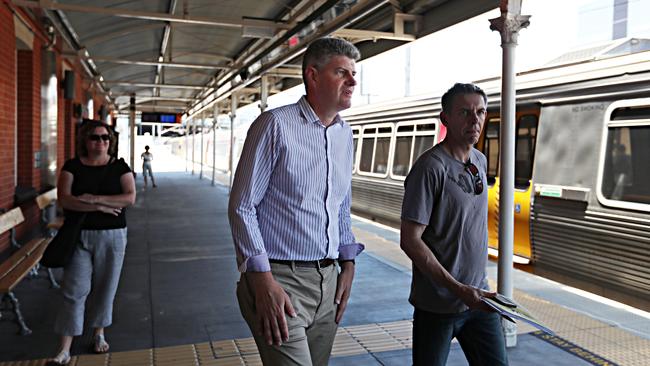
[
  {"xmin": 338, "ymin": 243, "xmax": 365, "ymax": 261},
  {"xmin": 239, "ymin": 252, "xmax": 271, "ymax": 272}
]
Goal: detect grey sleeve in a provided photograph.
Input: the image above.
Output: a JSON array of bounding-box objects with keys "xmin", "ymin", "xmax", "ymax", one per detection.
[{"xmin": 400, "ymin": 162, "xmax": 437, "ymax": 225}]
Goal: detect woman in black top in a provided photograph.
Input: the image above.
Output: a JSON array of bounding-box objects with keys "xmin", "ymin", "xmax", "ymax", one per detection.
[{"xmin": 49, "ymin": 120, "xmax": 135, "ymax": 365}]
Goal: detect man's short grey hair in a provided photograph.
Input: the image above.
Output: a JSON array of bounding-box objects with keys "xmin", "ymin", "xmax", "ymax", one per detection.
[{"xmin": 302, "ymin": 37, "xmax": 360, "ymax": 86}]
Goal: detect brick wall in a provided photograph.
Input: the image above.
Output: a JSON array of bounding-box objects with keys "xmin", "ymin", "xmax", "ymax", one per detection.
[
  {"xmin": 16, "ymin": 41, "xmax": 42, "ymax": 190},
  {"xmin": 0, "ymin": 5, "xmax": 16, "ymax": 251},
  {"xmin": 15, "ymin": 41, "xmax": 43, "ymax": 239}
]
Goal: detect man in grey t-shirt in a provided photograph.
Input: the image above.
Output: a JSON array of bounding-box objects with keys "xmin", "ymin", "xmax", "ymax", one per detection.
[{"xmin": 400, "ymin": 83, "xmax": 508, "ymax": 366}]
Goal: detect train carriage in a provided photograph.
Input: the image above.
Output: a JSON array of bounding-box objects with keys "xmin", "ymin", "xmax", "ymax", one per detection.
[{"xmin": 342, "ymin": 49, "xmax": 650, "ymax": 304}]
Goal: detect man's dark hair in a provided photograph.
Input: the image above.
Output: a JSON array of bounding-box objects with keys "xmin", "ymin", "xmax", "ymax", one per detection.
[
  {"xmin": 145, "ymin": 145, "xmax": 150, "ymax": 150},
  {"xmin": 76, "ymin": 119, "xmax": 116, "ymax": 157},
  {"xmin": 440, "ymin": 83, "xmax": 488, "ymax": 115},
  {"xmin": 302, "ymin": 37, "xmax": 360, "ymax": 88}
]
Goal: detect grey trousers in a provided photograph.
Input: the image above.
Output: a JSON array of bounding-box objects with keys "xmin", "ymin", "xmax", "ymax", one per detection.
[
  {"xmin": 54, "ymin": 228, "xmax": 127, "ymax": 336},
  {"xmin": 237, "ymin": 262, "xmax": 339, "ymax": 366}
]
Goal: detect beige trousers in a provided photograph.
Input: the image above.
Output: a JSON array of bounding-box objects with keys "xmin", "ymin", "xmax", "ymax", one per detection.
[{"xmin": 237, "ymin": 262, "xmax": 338, "ymax": 366}]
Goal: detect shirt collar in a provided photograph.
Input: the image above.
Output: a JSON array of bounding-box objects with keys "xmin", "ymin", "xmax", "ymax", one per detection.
[{"xmin": 298, "ymin": 96, "xmax": 344, "ymax": 127}]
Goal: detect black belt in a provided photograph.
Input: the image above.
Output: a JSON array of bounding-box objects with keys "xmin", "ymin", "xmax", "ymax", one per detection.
[{"xmin": 269, "ymin": 258, "xmax": 336, "ymax": 268}]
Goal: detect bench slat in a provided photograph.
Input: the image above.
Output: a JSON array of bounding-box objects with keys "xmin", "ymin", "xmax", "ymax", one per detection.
[
  {"xmin": 0, "ymin": 239, "xmax": 49, "ymax": 293},
  {"xmin": 36, "ymin": 188, "xmax": 57, "ymax": 209},
  {"xmin": 0, "ymin": 208, "xmax": 25, "ymax": 236},
  {"xmin": 0, "ymin": 238, "xmax": 46, "ymax": 279}
]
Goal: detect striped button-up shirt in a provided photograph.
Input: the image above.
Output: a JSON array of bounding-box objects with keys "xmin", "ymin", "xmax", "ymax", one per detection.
[{"xmin": 228, "ymin": 96, "xmax": 364, "ymax": 272}]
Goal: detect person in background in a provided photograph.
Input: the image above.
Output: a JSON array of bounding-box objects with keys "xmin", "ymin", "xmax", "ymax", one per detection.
[
  {"xmin": 228, "ymin": 37, "xmax": 363, "ymax": 366},
  {"xmin": 49, "ymin": 120, "xmax": 136, "ymax": 365},
  {"xmin": 141, "ymin": 145, "xmax": 157, "ymax": 188},
  {"xmin": 400, "ymin": 83, "xmax": 509, "ymax": 366}
]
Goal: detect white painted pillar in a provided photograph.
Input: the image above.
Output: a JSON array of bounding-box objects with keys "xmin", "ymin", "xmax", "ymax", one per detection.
[
  {"xmin": 191, "ymin": 118, "xmax": 196, "ymax": 175},
  {"xmin": 490, "ymin": 0, "xmax": 530, "ymax": 348},
  {"xmin": 212, "ymin": 103, "xmax": 219, "ymax": 186},
  {"xmin": 259, "ymin": 75, "xmax": 269, "ymax": 113},
  {"xmin": 129, "ymin": 94, "xmax": 136, "ymax": 172},
  {"xmin": 229, "ymin": 94, "xmax": 238, "ymax": 191},
  {"xmin": 200, "ymin": 112, "xmax": 204, "ymax": 179},
  {"xmin": 185, "ymin": 118, "xmax": 189, "ymax": 172}
]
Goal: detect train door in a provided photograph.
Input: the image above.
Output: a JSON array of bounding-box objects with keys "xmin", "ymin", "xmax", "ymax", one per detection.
[{"xmin": 478, "ymin": 108, "xmax": 539, "ymax": 261}]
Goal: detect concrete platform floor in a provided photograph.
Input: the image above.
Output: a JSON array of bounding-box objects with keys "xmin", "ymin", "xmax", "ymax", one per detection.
[{"xmin": 0, "ymin": 171, "xmax": 648, "ymax": 365}]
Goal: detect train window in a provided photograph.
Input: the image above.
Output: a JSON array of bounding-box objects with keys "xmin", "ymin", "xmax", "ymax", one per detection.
[
  {"xmin": 600, "ymin": 105, "xmax": 650, "ymax": 209},
  {"xmin": 391, "ymin": 120, "xmax": 438, "ymax": 179},
  {"xmin": 374, "ymin": 136, "xmax": 391, "ymax": 173},
  {"xmin": 417, "ymin": 124, "xmax": 436, "ymax": 132},
  {"xmin": 515, "ymin": 115, "xmax": 538, "ymax": 188},
  {"xmin": 393, "ymin": 136, "xmax": 411, "ymax": 176},
  {"xmin": 481, "ymin": 115, "xmax": 538, "ymax": 188},
  {"xmin": 413, "ymin": 136, "xmax": 435, "ymax": 160},
  {"xmin": 483, "ymin": 121, "xmax": 500, "ymax": 185},
  {"xmin": 358, "ymin": 124, "xmax": 393, "ymax": 177},
  {"xmin": 359, "ymin": 136, "xmax": 374, "ymax": 172}
]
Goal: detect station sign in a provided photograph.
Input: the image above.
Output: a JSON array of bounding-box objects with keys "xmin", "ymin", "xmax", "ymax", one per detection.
[{"xmin": 141, "ymin": 112, "xmax": 182, "ymax": 123}]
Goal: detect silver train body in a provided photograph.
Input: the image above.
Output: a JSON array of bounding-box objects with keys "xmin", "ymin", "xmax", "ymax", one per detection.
[{"xmin": 341, "ymin": 51, "xmax": 650, "ymax": 306}]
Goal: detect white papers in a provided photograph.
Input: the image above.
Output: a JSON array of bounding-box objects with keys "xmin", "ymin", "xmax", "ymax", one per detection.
[{"xmin": 481, "ymin": 296, "xmax": 555, "ymax": 335}]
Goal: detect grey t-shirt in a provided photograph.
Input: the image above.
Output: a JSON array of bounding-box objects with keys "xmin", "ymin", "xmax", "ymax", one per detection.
[{"xmin": 401, "ymin": 144, "xmax": 489, "ymax": 313}]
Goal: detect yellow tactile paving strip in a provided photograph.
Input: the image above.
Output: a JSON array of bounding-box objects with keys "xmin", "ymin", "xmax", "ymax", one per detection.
[
  {"xmin": 354, "ymin": 226, "xmax": 650, "ymax": 366},
  {"xmin": 2, "ymin": 226, "xmax": 648, "ymax": 365}
]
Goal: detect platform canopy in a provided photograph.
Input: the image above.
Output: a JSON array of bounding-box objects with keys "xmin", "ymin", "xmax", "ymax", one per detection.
[{"xmin": 14, "ymin": 0, "xmax": 498, "ymax": 116}]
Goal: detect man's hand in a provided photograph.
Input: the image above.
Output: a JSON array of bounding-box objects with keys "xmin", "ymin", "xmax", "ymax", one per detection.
[
  {"xmin": 248, "ymin": 272, "xmax": 297, "ymax": 346},
  {"xmin": 334, "ymin": 261, "xmax": 355, "ymax": 323},
  {"xmin": 455, "ymin": 284, "xmax": 495, "ymax": 312}
]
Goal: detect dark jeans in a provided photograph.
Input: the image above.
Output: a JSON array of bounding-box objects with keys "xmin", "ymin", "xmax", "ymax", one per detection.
[{"xmin": 413, "ymin": 307, "xmax": 509, "ymax": 366}]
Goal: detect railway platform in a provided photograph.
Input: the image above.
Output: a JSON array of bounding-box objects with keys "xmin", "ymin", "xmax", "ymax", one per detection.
[{"xmin": 0, "ymin": 168, "xmax": 648, "ymax": 366}]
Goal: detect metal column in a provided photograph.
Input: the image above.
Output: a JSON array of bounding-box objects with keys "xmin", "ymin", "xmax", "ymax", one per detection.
[
  {"xmin": 129, "ymin": 94, "xmax": 136, "ymax": 172},
  {"xmin": 259, "ymin": 75, "xmax": 269, "ymax": 113},
  {"xmin": 191, "ymin": 118, "xmax": 196, "ymax": 175},
  {"xmin": 229, "ymin": 95, "xmax": 238, "ymax": 190},
  {"xmin": 200, "ymin": 113, "xmax": 204, "ymax": 179},
  {"xmin": 490, "ymin": 0, "xmax": 530, "ymax": 348},
  {"xmin": 185, "ymin": 118, "xmax": 189, "ymax": 172},
  {"xmin": 212, "ymin": 103, "xmax": 219, "ymax": 186}
]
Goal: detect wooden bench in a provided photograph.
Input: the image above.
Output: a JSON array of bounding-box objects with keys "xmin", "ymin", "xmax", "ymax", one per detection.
[
  {"xmin": 0, "ymin": 207, "xmax": 52, "ymax": 335},
  {"xmin": 36, "ymin": 188, "xmax": 63, "ymax": 234},
  {"xmin": 34, "ymin": 189, "xmax": 61, "ymax": 289}
]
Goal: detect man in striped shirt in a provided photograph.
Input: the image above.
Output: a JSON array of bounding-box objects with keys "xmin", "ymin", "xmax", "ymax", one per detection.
[{"xmin": 228, "ymin": 38, "xmax": 364, "ymax": 365}]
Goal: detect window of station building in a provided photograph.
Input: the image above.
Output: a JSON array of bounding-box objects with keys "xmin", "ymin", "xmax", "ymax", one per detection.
[
  {"xmin": 358, "ymin": 124, "xmax": 393, "ymax": 176},
  {"xmin": 599, "ymin": 104, "xmax": 650, "ymax": 210},
  {"xmin": 87, "ymin": 99, "xmax": 94, "ymax": 120},
  {"xmin": 481, "ymin": 114, "xmax": 538, "ymax": 188},
  {"xmin": 391, "ymin": 120, "xmax": 437, "ymax": 178}
]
